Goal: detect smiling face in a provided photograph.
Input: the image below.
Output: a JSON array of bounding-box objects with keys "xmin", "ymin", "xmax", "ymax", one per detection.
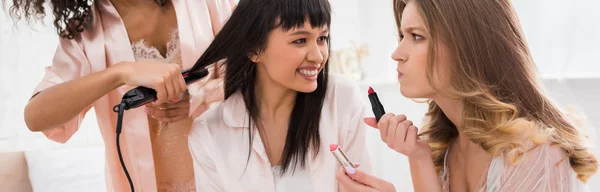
[
  {"xmin": 391, "ymin": 0, "xmax": 452, "ymax": 99},
  {"xmin": 252, "ymin": 21, "xmax": 330, "ymax": 93}
]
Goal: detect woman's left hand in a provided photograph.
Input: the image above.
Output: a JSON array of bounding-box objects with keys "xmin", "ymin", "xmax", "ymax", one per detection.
[
  {"xmin": 336, "ymin": 165, "xmax": 396, "ymax": 192},
  {"xmin": 145, "ymin": 92, "xmax": 191, "ymax": 122}
]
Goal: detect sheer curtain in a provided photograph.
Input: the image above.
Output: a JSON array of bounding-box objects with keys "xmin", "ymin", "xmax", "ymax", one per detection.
[{"xmin": 1, "ymin": 0, "xmax": 599, "ymax": 191}]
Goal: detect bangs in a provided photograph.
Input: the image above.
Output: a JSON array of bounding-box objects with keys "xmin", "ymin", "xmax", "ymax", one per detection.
[{"xmin": 274, "ymin": 0, "xmax": 331, "ymax": 30}]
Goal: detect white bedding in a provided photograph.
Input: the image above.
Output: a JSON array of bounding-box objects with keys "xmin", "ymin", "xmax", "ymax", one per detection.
[{"xmin": 25, "ymin": 145, "xmax": 106, "ymax": 192}]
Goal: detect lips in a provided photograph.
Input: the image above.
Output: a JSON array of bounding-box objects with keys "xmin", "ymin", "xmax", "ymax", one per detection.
[
  {"xmin": 297, "ymin": 65, "xmax": 321, "ymax": 81},
  {"xmin": 298, "ymin": 69, "xmax": 318, "ymax": 76}
]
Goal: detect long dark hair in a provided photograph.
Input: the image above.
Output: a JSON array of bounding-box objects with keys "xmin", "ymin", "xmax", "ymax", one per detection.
[
  {"xmin": 190, "ymin": 0, "xmax": 331, "ymax": 175},
  {"xmin": 7, "ymin": 0, "xmax": 167, "ymax": 39}
]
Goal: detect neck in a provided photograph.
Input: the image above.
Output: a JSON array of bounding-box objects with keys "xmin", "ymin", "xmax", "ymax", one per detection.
[
  {"xmin": 255, "ymin": 75, "xmax": 296, "ymax": 122},
  {"xmin": 112, "ymin": 0, "xmax": 159, "ymax": 9},
  {"xmin": 432, "ymin": 95, "xmax": 472, "ymax": 150},
  {"xmin": 111, "ymin": 0, "xmax": 166, "ymax": 19},
  {"xmin": 432, "ymin": 95, "xmax": 462, "ymax": 128}
]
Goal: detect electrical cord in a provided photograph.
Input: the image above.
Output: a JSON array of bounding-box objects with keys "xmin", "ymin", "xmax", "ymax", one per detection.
[{"xmin": 113, "ymin": 102, "xmax": 135, "ymax": 192}]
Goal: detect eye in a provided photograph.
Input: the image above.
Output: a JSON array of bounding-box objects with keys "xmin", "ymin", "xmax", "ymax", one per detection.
[
  {"xmin": 293, "ymin": 38, "xmax": 306, "ymax": 44},
  {"xmin": 317, "ymin": 36, "xmax": 329, "ymax": 41},
  {"xmin": 412, "ymin": 33, "xmax": 424, "ymax": 40}
]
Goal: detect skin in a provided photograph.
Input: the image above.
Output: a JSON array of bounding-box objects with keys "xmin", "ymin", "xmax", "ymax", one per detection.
[{"xmin": 336, "ymin": 1, "xmax": 492, "ymax": 191}]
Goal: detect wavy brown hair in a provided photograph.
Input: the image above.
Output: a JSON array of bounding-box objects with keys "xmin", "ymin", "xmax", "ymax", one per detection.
[
  {"xmin": 393, "ymin": 0, "xmax": 598, "ymax": 182},
  {"xmin": 6, "ymin": 0, "xmax": 167, "ymax": 39}
]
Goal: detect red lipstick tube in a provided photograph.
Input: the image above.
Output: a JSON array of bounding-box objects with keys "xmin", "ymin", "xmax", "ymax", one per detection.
[{"xmin": 368, "ymin": 87, "xmax": 386, "ymax": 122}]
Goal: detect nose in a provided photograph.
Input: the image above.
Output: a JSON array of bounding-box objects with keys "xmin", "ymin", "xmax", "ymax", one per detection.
[
  {"xmin": 306, "ymin": 43, "xmax": 325, "ymax": 64},
  {"xmin": 391, "ymin": 41, "xmax": 408, "ymax": 63}
]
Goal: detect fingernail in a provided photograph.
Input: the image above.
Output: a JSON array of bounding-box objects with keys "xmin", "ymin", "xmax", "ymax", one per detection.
[{"xmin": 345, "ymin": 167, "xmax": 356, "ymax": 175}]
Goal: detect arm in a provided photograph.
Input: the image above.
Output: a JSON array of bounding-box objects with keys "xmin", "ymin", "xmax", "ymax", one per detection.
[
  {"xmin": 25, "ymin": 38, "xmax": 187, "ymax": 136},
  {"xmin": 25, "ymin": 63, "xmax": 124, "ymax": 132},
  {"xmin": 364, "ymin": 115, "xmax": 442, "ymax": 192},
  {"xmin": 24, "ymin": 38, "xmax": 102, "ymax": 135},
  {"xmin": 408, "ymin": 156, "xmax": 442, "ymax": 192}
]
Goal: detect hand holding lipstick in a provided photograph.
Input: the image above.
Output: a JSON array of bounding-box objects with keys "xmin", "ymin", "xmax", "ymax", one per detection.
[
  {"xmin": 366, "ymin": 87, "xmax": 431, "ymax": 159},
  {"xmin": 364, "ymin": 114, "xmax": 431, "ymax": 160}
]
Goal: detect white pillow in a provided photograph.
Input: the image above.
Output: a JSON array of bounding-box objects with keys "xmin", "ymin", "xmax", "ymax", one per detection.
[{"xmin": 25, "ymin": 145, "xmax": 106, "ymax": 192}]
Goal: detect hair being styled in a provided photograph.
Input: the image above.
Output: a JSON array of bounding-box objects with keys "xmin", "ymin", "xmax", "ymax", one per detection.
[
  {"xmin": 7, "ymin": 0, "xmax": 167, "ymax": 39},
  {"xmin": 189, "ymin": 0, "xmax": 331, "ymax": 175},
  {"xmin": 393, "ymin": 0, "xmax": 598, "ymax": 182}
]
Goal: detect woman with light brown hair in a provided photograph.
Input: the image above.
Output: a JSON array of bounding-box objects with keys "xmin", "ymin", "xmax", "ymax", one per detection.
[{"xmin": 336, "ymin": 0, "xmax": 598, "ymax": 191}]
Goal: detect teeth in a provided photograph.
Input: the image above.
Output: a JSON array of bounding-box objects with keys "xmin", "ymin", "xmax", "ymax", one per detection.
[{"xmin": 299, "ymin": 69, "xmax": 318, "ymax": 76}]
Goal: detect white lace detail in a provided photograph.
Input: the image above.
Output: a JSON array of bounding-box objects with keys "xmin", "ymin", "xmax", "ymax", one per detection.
[
  {"xmin": 131, "ymin": 27, "xmax": 183, "ymax": 135},
  {"xmin": 131, "ymin": 28, "xmax": 181, "ymax": 63}
]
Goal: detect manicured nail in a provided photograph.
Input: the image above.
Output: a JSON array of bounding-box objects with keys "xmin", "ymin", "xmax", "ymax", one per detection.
[{"xmin": 345, "ymin": 167, "xmax": 356, "ymax": 175}]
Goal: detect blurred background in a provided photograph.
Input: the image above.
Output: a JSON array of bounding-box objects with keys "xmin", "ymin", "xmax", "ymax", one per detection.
[{"xmin": 1, "ymin": 0, "xmax": 599, "ymax": 191}]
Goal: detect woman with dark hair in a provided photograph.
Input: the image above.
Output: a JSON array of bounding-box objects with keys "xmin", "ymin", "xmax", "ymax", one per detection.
[
  {"xmin": 187, "ymin": 0, "xmax": 372, "ymax": 191},
  {"xmin": 10, "ymin": 0, "xmax": 234, "ymax": 191}
]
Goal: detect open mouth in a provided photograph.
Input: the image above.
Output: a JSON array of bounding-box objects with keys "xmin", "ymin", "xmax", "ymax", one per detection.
[{"xmin": 297, "ymin": 68, "xmax": 319, "ymax": 81}]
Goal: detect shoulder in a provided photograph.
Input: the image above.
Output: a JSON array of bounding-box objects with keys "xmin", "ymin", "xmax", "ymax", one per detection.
[
  {"xmin": 190, "ymin": 91, "xmax": 247, "ymax": 137},
  {"xmin": 196, "ymin": 0, "xmax": 236, "ymax": 18},
  {"xmin": 326, "ymin": 73, "xmax": 364, "ymax": 103},
  {"xmin": 492, "ymin": 143, "xmax": 584, "ymax": 191},
  {"xmin": 190, "ymin": 102, "xmax": 226, "ymax": 139},
  {"xmin": 327, "ymin": 73, "xmax": 361, "ymax": 93},
  {"xmin": 528, "ymin": 143, "xmax": 569, "ymax": 167},
  {"xmin": 496, "ymin": 142, "xmax": 572, "ymax": 178}
]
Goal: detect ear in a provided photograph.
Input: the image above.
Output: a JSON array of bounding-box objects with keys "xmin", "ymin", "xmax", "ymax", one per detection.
[{"xmin": 248, "ymin": 51, "xmax": 261, "ymax": 63}]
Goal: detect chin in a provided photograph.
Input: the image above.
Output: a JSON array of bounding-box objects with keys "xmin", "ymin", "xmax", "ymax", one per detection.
[
  {"xmin": 294, "ymin": 83, "xmax": 318, "ymax": 93},
  {"xmin": 399, "ymin": 86, "xmax": 424, "ymax": 98}
]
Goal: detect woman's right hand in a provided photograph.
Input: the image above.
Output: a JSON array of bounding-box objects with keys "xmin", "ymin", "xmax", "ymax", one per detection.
[
  {"xmin": 364, "ymin": 113, "xmax": 432, "ymax": 160},
  {"xmin": 112, "ymin": 61, "xmax": 187, "ymax": 103}
]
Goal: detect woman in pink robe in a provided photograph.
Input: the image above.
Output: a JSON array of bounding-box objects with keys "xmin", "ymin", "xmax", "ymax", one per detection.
[{"xmin": 11, "ymin": 0, "xmax": 234, "ymax": 191}]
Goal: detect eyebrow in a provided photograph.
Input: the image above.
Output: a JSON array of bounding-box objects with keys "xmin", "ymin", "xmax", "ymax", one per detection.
[
  {"xmin": 401, "ymin": 26, "xmax": 426, "ymax": 33},
  {"xmin": 290, "ymin": 28, "xmax": 330, "ymax": 36}
]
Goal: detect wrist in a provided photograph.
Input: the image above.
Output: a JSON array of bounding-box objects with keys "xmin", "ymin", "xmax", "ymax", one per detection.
[
  {"xmin": 408, "ymin": 155, "xmax": 433, "ymax": 165},
  {"xmin": 108, "ymin": 61, "xmax": 131, "ymax": 86}
]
